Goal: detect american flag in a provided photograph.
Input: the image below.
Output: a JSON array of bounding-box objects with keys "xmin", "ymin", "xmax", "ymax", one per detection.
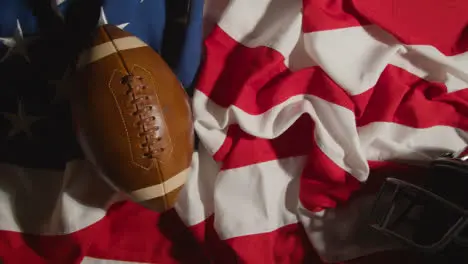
[{"xmin": 0, "ymin": 0, "xmax": 467, "ymax": 263}]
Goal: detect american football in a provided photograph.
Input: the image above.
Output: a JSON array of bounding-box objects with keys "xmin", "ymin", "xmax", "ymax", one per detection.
[{"xmin": 70, "ymin": 25, "xmax": 194, "ymax": 212}]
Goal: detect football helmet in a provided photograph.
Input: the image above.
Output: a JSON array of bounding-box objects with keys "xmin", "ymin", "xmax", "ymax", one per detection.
[{"xmin": 369, "ymin": 147, "xmax": 468, "ymax": 254}]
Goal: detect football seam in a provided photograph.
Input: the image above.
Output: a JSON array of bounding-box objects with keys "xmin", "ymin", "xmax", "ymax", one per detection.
[
  {"xmin": 107, "ymin": 69, "xmax": 151, "ymax": 171},
  {"xmin": 132, "ymin": 64, "xmax": 175, "ymax": 165},
  {"xmin": 101, "ymin": 26, "xmax": 168, "ymax": 208}
]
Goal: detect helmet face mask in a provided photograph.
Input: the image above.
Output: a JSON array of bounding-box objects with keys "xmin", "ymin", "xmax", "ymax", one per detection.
[{"xmin": 369, "ymin": 151, "xmax": 468, "ymax": 254}]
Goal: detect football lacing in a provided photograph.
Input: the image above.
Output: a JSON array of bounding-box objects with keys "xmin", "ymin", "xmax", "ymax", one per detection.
[{"xmin": 121, "ymin": 74, "xmax": 164, "ymax": 158}]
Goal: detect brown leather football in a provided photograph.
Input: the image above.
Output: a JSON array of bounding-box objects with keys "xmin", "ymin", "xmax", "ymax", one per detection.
[{"xmin": 70, "ymin": 25, "xmax": 194, "ymax": 212}]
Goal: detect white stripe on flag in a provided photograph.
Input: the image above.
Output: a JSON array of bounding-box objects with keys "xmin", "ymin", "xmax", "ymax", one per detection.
[
  {"xmin": 175, "ymin": 145, "xmax": 219, "ymax": 226},
  {"xmin": 359, "ymin": 122, "xmax": 468, "ymax": 161},
  {"xmin": 212, "ymin": 156, "xmax": 305, "ymax": 239},
  {"xmin": 193, "ymin": 90, "xmax": 369, "ymax": 181},
  {"xmin": 0, "ymin": 160, "xmax": 115, "ymax": 234},
  {"xmin": 302, "ymin": 25, "xmax": 468, "ymax": 95}
]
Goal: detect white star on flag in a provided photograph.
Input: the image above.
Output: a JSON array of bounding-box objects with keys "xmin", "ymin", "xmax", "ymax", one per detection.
[
  {"xmin": 49, "ymin": 66, "xmax": 73, "ymax": 104},
  {"xmin": 1, "ymin": 100, "xmax": 44, "ymax": 139},
  {"xmin": 0, "ymin": 20, "xmax": 33, "ymax": 63},
  {"xmin": 52, "ymin": 0, "xmax": 67, "ymax": 19},
  {"xmin": 98, "ymin": 7, "xmax": 130, "ymax": 29}
]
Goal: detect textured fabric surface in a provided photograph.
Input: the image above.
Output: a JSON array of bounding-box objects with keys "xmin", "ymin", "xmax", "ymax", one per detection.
[{"xmin": 0, "ymin": 0, "xmax": 467, "ymax": 263}]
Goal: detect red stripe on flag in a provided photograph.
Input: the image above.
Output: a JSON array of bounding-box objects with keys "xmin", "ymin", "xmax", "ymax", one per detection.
[
  {"xmin": 220, "ymin": 223, "xmax": 320, "ymax": 264},
  {"xmin": 183, "ymin": 216, "xmax": 320, "ymax": 264},
  {"xmin": 197, "ymin": 26, "xmax": 355, "ymax": 113},
  {"xmin": 352, "ymin": 0, "xmax": 468, "ymax": 56},
  {"xmin": 214, "ymin": 115, "xmax": 313, "ymax": 169},
  {"xmin": 0, "ymin": 219, "xmax": 101, "ymax": 263},
  {"xmin": 301, "ymin": 0, "xmax": 467, "ymax": 56},
  {"xmin": 86, "ymin": 202, "xmax": 208, "ymax": 264},
  {"xmin": 354, "ymin": 65, "xmax": 468, "ymax": 130},
  {"xmin": 299, "ymin": 120, "xmax": 361, "ymax": 212},
  {"xmin": 301, "ymin": 0, "xmax": 371, "ymax": 32}
]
